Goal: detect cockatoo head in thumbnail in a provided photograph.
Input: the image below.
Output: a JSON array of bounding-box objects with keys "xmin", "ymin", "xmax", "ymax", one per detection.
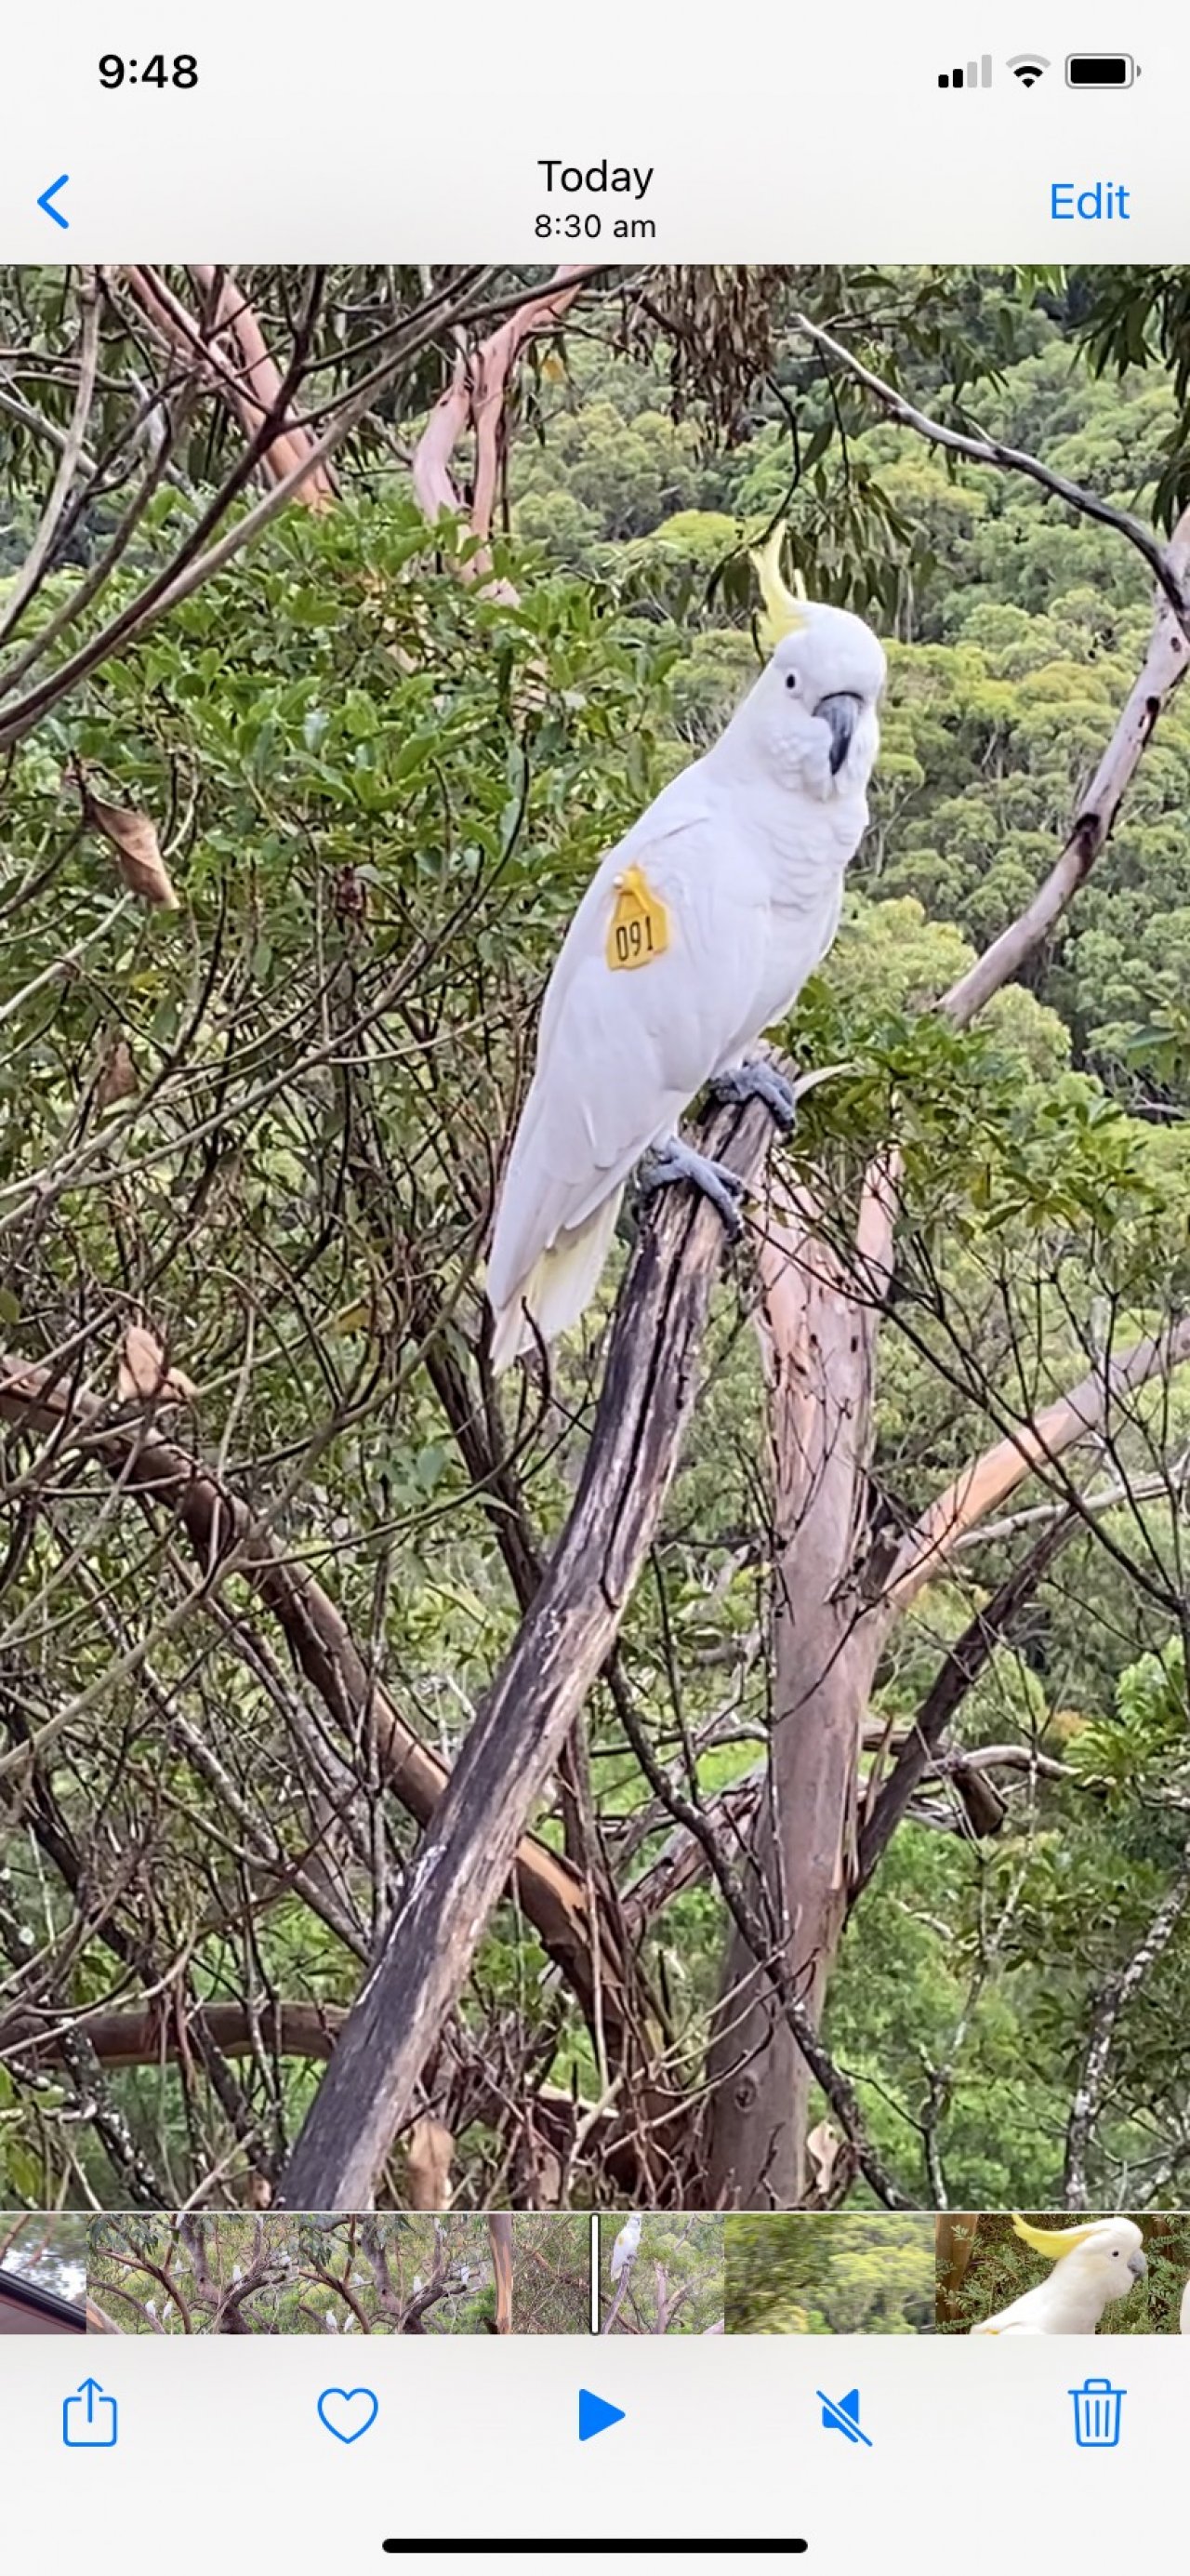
[
  {"xmin": 971, "ymin": 2213, "xmax": 1148, "ymax": 2335},
  {"xmin": 1013, "ymin": 2213, "xmax": 1147, "ymax": 2304}
]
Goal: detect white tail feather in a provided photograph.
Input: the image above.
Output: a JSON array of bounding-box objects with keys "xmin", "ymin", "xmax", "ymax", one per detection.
[{"xmin": 489, "ymin": 1190, "xmax": 623, "ymax": 1372}]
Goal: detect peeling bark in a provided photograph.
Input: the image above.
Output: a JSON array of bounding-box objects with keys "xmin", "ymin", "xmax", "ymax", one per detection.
[
  {"xmin": 411, "ymin": 264, "xmax": 592, "ymax": 593},
  {"xmin": 278, "ymin": 1083, "xmax": 782, "ymax": 2208}
]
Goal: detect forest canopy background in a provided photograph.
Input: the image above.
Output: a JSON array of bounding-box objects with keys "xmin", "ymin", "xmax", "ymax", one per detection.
[{"xmin": 0, "ymin": 262, "xmax": 1188, "ymax": 2218}]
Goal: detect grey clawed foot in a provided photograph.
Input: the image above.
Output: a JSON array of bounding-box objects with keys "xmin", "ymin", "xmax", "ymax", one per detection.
[
  {"xmin": 639, "ymin": 1138, "xmax": 747, "ymax": 1239},
  {"xmin": 709, "ymin": 1061, "xmax": 798, "ymax": 1131}
]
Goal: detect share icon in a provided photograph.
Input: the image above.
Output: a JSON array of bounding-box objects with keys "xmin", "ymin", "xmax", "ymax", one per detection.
[{"xmin": 816, "ymin": 2388, "xmax": 872, "ymax": 2447}]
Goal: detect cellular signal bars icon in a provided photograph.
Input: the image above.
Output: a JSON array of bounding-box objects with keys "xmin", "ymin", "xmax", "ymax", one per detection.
[{"xmin": 937, "ymin": 54, "xmax": 993, "ymax": 87}]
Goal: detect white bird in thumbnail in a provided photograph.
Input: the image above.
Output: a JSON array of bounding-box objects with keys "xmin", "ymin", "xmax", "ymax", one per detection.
[
  {"xmin": 970, "ymin": 2215, "xmax": 1147, "ymax": 2335},
  {"xmin": 610, "ymin": 2214, "xmax": 642, "ymax": 2284},
  {"xmin": 1181, "ymin": 2277, "xmax": 1190, "ymax": 2334}
]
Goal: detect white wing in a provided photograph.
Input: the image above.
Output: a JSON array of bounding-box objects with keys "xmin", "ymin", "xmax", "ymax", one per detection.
[{"xmin": 487, "ymin": 787, "xmax": 773, "ymax": 1361}]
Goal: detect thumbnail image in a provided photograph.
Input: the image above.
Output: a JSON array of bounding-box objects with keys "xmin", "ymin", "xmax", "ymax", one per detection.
[
  {"xmin": 494, "ymin": 2215, "xmax": 591, "ymax": 2332},
  {"xmin": 86, "ymin": 2212, "xmax": 588, "ymax": 2333},
  {"xmin": 2, "ymin": 263, "xmax": 1190, "ymax": 2216},
  {"xmin": 599, "ymin": 2215, "xmax": 724, "ymax": 2334},
  {"xmin": 0, "ymin": 2213, "xmax": 88, "ymax": 2334},
  {"xmin": 936, "ymin": 2213, "xmax": 1190, "ymax": 2334},
  {"xmin": 724, "ymin": 2214, "xmax": 934, "ymax": 2334}
]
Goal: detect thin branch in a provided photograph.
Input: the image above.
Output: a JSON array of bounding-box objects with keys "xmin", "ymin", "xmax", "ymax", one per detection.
[
  {"xmin": 1064, "ymin": 1840, "xmax": 1190, "ymax": 2208},
  {"xmin": 0, "ymin": 1352, "xmax": 603, "ymax": 2022},
  {"xmin": 857, "ymin": 1508, "xmax": 1081, "ymax": 1892},
  {"xmin": 789, "ymin": 309, "xmax": 1190, "ymax": 622},
  {"xmin": 883, "ymin": 1319, "xmax": 1190, "ymax": 1615}
]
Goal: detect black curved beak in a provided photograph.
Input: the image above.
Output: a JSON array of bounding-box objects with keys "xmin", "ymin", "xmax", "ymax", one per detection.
[{"xmin": 816, "ymin": 690, "xmax": 863, "ymax": 775}]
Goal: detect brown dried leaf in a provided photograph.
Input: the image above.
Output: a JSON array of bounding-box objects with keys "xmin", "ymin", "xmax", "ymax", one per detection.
[
  {"xmin": 118, "ymin": 1322, "xmax": 197, "ymax": 1408},
  {"xmin": 96, "ymin": 1032, "xmax": 139, "ymax": 1109},
  {"xmin": 806, "ymin": 2119, "xmax": 841, "ymax": 2191},
  {"xmin": 86, "ymin": 791, "xmax": 178, "ymax": 910},
  {"xmin": 405, "ymin": 2115, "xmax": 455, "ymax": 2211}
]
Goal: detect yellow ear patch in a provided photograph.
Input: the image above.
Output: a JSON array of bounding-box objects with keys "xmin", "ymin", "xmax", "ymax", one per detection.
[
  {"xmin": 1012, "ymin": 2214, "xmax": 1103, "ymax": 2261},
  {"xmin": 606, "ymin": 865, "xmax": 669, "ymax": 972},
  {"xmin": 752, "ymin": 524, "xmax": 808, "ymax": 655}
]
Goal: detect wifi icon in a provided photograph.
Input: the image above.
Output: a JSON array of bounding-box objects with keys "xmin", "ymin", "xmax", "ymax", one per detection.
[{"xmin": 1008, "ymin": 52, "xmax": 1050, "ymax": 85}]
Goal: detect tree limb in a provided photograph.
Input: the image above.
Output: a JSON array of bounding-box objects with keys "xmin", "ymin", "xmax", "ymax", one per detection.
[
  {"xmin": 882, "ymin": 1318, "xmax": 1190, "ymax": 1616},
  {"xmin": 0, "ymin": 1998, "xmax": 345, "ymax": 2071},
  {"xmin": 277, "ymin": 1082, "xmax": 783, "ymax": 2207},
  {"xmin": 412, "ymin": 264, "xmax": 595, "ymax": 593}
]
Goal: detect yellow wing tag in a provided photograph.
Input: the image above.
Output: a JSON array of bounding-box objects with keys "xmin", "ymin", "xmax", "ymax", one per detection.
[{"xmin": 606, "ymin": 864, "xmax": 669, "ymax": 973}]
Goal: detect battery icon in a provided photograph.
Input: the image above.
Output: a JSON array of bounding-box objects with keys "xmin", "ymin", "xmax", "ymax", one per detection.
[{"xmin": 1065, "ymin": 53, "xmax": 1137, "ymax": 85}]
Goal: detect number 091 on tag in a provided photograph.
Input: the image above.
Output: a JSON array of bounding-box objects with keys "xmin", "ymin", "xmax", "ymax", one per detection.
[{"xmin": 606, "ymin": 866, "xmax": 670, "ymax": 972}]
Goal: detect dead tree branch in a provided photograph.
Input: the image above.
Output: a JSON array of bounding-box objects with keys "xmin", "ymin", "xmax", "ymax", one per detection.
[{"xmin": 278, "ymin": 1082, "xmax": 782, "ymax": 2207}]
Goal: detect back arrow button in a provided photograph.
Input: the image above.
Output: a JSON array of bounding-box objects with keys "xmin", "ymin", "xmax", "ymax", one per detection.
[{"xmin": 37, "ymin": 175, "xmax": 71, "ymax": 230}]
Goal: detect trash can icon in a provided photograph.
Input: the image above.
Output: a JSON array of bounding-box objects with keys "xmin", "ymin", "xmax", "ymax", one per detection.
[{"xmin": 1069, "ymin": 2377, "xmax": 1126, "ymax": 2449}]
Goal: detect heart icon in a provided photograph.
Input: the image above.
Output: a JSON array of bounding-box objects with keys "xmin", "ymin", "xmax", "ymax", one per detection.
[{"xmin": 317, "ymin": 2385, "xmax": 379, "ymax": 2444}]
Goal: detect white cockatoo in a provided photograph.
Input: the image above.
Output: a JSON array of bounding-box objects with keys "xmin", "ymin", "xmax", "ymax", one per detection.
[
  {"xmin": 1181, "ymin": 2277, "xmax": 1190, "ymax": 2334},
  {"xmin": 970, "ymin": 2214, "xmax": 1147, "ymax": 2335},
  {"xmin": 610, "ymin": 2213, "xmax": 642, "ymax": 2284},
  {"xmin": 486, "ymin": 535, "xmax": 886, "ymax": 1368}
]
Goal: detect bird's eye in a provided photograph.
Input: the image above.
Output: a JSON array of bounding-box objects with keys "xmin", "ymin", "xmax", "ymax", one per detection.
[{"xmin": 785, "ymin": 672, "xmax": 798, "ymax": 692}]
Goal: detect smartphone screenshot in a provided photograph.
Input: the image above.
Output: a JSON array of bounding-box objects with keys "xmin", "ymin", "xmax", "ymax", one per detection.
[{"xmin": 1, "ymin": 6, "xmax": 1188, "ymax": 2569}]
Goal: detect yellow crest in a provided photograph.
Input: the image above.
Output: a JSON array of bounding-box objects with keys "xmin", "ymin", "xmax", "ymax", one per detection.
[
  {"xmin": 1012, "ymin": 2213, "xmax": 1103, "ymax": 2262},
  {"xmin": 752, "ymin": 524, "xmax": 808, "ymax": 656}
]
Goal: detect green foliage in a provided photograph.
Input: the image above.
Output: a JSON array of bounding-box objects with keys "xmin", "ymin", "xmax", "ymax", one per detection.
[{"xmin": 725, "ymin": 2215, "xmax": 935, "ymax": 2334}]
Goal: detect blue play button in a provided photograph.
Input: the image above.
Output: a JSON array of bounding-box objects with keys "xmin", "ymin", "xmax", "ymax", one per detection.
[{"xmin": 578, "ymin": 2388, "xmax": 626, "ymax": 2442}]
